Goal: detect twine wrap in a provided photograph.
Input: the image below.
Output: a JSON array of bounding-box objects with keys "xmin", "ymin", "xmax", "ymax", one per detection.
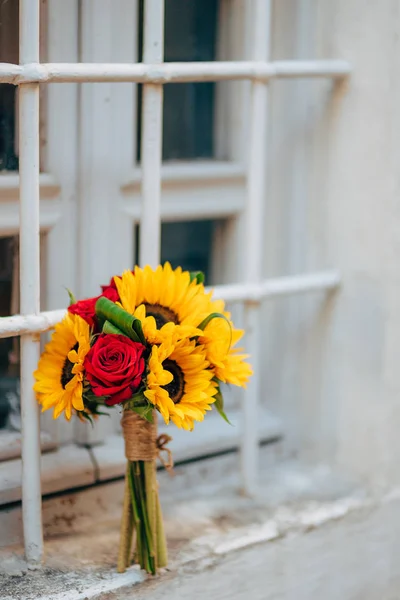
[{"xmin": 121, "ymin": 410, "xmax": 157, "ymax": 462}]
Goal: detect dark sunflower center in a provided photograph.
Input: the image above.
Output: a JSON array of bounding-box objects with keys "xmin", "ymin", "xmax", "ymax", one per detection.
[
  {"xmin": 60, "ymin": 343, "xmax": 79, "ymax": 389},
  {"xmin": 144, "ymin": 303, "xmax": 179, "ymax": 329},
  {"xmin": 162, "ymin": 359, "xmax": 185, "ymax": 404}
]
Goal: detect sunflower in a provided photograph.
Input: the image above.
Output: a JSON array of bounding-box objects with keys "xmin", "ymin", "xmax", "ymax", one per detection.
[
  {"xmin": 132, "ymin": 304, "xmax": 183, "ymax": 346},
  {"xmin": 114, "ymin": 264, "xmax": 215, "ymax": 344},
  {"xmin": 198, "ymin": 313, "xmax": 253, "ymax": 387},
  {"xmin": 34, "ymin": 313, "xmax": 91, "ymax": 420},
  {"xmin": 143, "ymin": 338, "xmax": 217, "ymax": 430}
]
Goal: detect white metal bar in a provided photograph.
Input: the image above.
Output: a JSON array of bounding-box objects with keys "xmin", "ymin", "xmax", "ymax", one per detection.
[
  {"xmin": 241, "ymin": 0, "xmax": 271, "ymax": 496},
  {"xmin": 0, "ymin": 309, "xmax": 66, "ymax": 339},
  {"xmin": 0, "ymin": 59, "xmax": 351, "ymax": 84},
  {"xmin": 19, "ymin": 0, "xmax": 43, "ymax": 565},
  {"xmin": 139, "ymin": 0, "xmax": 164, "ymax": 268},
  {"xmin": 211, "ymin": 270, "xmax": 341, "ymax": 303},
  {"xmin": 0, "ymin": 272, "xmax": 340, "ymax": 340}
]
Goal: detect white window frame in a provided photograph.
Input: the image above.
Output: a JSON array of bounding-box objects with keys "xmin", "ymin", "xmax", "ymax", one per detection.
[
  {"xmin": 0, "ymin": 0, "xmax": 249, "ymax": 453},
  {"xmin": 0, "ymin": 0, "xmax": 348, "ymax": 566}
]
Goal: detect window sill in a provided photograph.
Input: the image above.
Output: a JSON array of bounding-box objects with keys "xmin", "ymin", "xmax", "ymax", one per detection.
[
  {"xmin": 121, "ymin": 161, "xmax": 246, "ymax": 221},
  {"xmin": 121, "ymin": 161, "xmax": 246, "ymax": 189},
  {"xmin": 0, "ymin": 173, "xmax": 62, "ymax": 235},
  {"xmin": 0, "ymin": 444, "xmax": 95, "ymax": 505},
  {"xmin": 0, "ymin": 430, "xmax": 56, "ymax": 462},
  {"xmin": 0, "ymin": 409, "xmax": 281, "ymax": 505},
  {"xmin": 0, "ymin": 173, "xmax": 60, "ymax": 201}
]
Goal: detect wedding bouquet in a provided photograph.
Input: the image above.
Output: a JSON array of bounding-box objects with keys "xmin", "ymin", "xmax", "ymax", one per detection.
[{"xmin": 34, "ymin": 263, "xmax": 252, "ymax": 574}]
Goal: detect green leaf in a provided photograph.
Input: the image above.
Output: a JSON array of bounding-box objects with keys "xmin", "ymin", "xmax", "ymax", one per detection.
[
  {"xmin": 131, "ymin": 318, "xmax": 146, "ymax": 345},
  {"xmin": 78, "ymin": 410, "xmax": 92, "ymax": 423},
  {"xmin": 197, "ymin": 312, "xmax": 231, "ymax": 332},
  {"xmin": 124, "ymin": 389, "xmax": 155, "ymax": 423},
  {"xmin": 65, "ymin": 287, "xmax": 77, "ymax": 306},
  {"xmin": 131, "ymin": 405, "xmax": 154, "ymax": 423},
  {"xmin": 95, "ymin": 297, "xmax": 146, "ymax": 345},
  {"xmin": 213, "ymin": 386, "xmax": 232, "ymax": 425},
  {"xmin": 102, "ymin": 320, "xmax": 124, "ymax": 336},
  {"xmin": 94, "ymin": 410, "xmax": 111, "ymax": 418},
  {"xmin": 124, "ymin": 390, "xmax": 153, "ymax": 415},
  {"xmin": 77, "ymin": 410, "xmax": 107, "ymax": 427},
  {"xmin": 96, "ymin": 315, "xmax": 106, "ymax": 332},
  {"xmin": 189, "ymin": 271, "xmax": 205, "ymax": 285},
  {"xmin": 83, "ymin": 391, "xmax": 109, "ymax": 404},
  {"xmin": 124, "ymin": 390, "xmax": 146, "ymax": 407}
]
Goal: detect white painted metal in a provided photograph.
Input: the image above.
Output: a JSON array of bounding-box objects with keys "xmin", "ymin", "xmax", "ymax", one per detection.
[
  {"xmin": 139, "ymin": 0, "xmax": 164, "ymax": 268},
  {"xmin": 241, "ymin": 0, "xmax": 271, "ymax": 496},
  {"xmin": 0, "ymin": 309, "xmax": 66, "ymax": 339},
  {"xmin": 0, "ymin": 59, "xmax": 351, "ymax": 84},
  {"xmin": 18, "ymin": 0, "xmax": 43, "ymax": 565},
  {"xmin": 211, "ymin": 271, "xmax": 341, "ymax": 303},
  {"xmin": 0, "ymin": 272, "xmax": 340, "ymax": 340}
]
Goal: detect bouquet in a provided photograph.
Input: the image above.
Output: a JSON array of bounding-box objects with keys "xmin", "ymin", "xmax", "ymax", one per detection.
[{"xmin": 34, "ymin": 264, "xmax": 252, "ymax": 574}]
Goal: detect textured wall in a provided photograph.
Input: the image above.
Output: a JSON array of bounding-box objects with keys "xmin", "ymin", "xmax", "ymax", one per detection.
[{"xmin": 261, "ymin": 0, "xmax": 400, "ymax": 489}]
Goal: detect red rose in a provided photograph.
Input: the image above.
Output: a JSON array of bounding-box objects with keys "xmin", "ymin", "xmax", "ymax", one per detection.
[
  {"xmin": 68, "ymin": 296, "xmax": 98, "ymax": 327},
  {"xmin": 101, "ymin": 276, "xmax": 118, "ymax": 296},
  {"xmin": 84, "ymin": 334, "xmax": 146, "ymax": 405},
  {"xmin": 68, "ymin": 285, "xmax": 119, "ymax": 328},
  {"xmin": 102, "ymin": 285, "xmax": 119, "ymax": 302}
]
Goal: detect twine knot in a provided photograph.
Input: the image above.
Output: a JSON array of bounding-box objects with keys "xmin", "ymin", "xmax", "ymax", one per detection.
[{"xmin": 156, "ymin": 433, "xmax": 174, "ymax": 471}]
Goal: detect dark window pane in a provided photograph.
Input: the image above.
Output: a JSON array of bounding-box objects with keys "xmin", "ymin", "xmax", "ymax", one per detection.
[
  {"xmin": 0, "ymin": 234, "xmax": 46, "ymax": 436},
  {"xmin": 135, "ymin": 220, "xmax": 216, "ymax": 284},
  {"xmin": 137, "ymin": 0, "xmax": 218, "ymax": 161},
  {"xmin": 0, "ymin": 237, "xmax": 20, "ymax": 431},
  {"xmin": 0, "ymin": 237, "xmax": 18, "ymax": 373},
  {"xmin": 0, "ymin": 0, "xmax": 19, "ymax": 171}
]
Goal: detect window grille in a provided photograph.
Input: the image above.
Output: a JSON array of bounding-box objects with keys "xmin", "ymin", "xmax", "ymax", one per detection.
[{"xmin": 0, "ymin": 0, "xmax": 349, "ymax": 566}]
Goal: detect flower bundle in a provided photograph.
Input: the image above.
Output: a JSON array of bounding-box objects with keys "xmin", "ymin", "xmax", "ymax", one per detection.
[{"xmin": 34, "ymin": 263, "xmax": 252, "ymax": 574}]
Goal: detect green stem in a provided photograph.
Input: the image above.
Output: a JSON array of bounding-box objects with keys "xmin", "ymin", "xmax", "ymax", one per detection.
[
  {"xmin": 129, "ymin": 461, "xmax": 155, "ymax": 574},
  {"xmin": 128, "ymin": 462, "xmax": 144, "ymax": 569},
  {"xmin": 136, "ymin": 463, "xmax": 154, "ymax": 556},
  {"xmin": 117, "ymin": 466, "xmax": 134, "ymax": 573},
  {"xmin": 124, "ymin": 458, "xmax": 167, "ymax": 575},
  {"xmin": 144, "ymin": 461, "xmax": 157, "ymax": 568},
  {"xmin": 155, "ymin": 493, "xmax": 168, "ymax": 568},
  {"xmin": 136, "ymin": 462, "xmax": 156, "ymax": 574}
]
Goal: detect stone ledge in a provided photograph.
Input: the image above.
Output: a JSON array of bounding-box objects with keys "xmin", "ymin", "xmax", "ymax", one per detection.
[{"xmin": 0, "ymin": 453, "xmax": 377, "ymax": 600}]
